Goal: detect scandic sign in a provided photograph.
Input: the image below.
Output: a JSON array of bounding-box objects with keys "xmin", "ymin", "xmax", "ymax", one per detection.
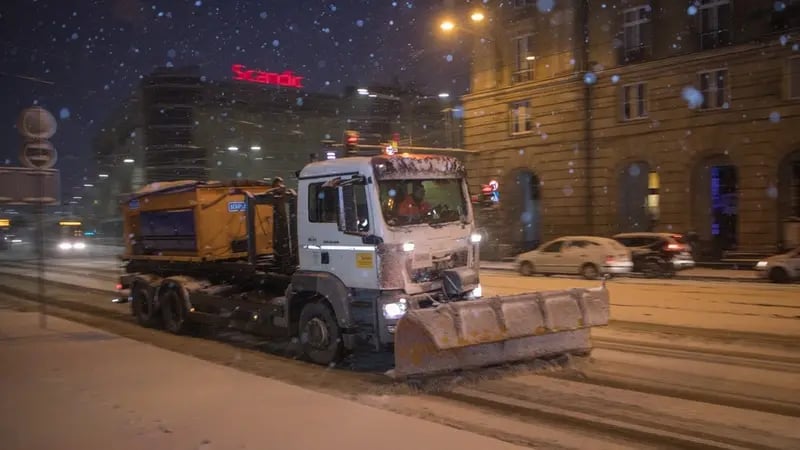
[{"xmin": 231, "ymin": 64, "xmax": 304, "ymax": 88}]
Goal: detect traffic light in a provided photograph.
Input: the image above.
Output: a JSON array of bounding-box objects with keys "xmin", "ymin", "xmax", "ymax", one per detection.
[{"xmin": 344, "ymin": 130, "xmax": 359, "ymax": 155}]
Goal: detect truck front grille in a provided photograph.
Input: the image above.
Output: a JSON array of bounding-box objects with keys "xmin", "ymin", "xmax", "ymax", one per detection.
[{"xmin": 410, "ymin": 250, "xmax": 468, "ymax": 283}]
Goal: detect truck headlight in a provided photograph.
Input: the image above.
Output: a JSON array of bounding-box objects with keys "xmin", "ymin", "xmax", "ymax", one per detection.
[
  {"xmin": 58, "ymin": 242, "xmax": 72, "ymax": 250},
  {"xmin": 756, "ymin": 261, "xmax": 768, "ymax": 269},
  {"xmin": 469, "ymin": 284, "xmax": 482, "ymax": 298},
  {"xmin": 470, "ymin": 233, "xmax": 482, "ymax": 244},
  {"xmin": 382, "ymin": 299, "xmax": 407, "ymax": 320},
  {"xmin": 73, "ymin": 242, "xmax": 86, "ymax": 250}
]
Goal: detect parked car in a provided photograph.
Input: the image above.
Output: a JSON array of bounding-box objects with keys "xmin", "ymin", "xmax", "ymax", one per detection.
[
  {"xmin": 516, "ymin": 236, "xmax": 633, "ymax": 279},
  {"xmin": 755, "ymin": 247, "xmax": 800, "ymax": 283},
  {"xmin": 613, "ymin": 232, "xmax": 695, "ymax": 277}
]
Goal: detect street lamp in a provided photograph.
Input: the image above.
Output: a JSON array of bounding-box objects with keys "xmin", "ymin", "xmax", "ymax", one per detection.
[
  {"xmin": 440, "ymin": 20, "xmax": 455, "ymax": 31},
  {"xmin": 470, "ymin": 11, "xmax": 485, "ymax": 22}
]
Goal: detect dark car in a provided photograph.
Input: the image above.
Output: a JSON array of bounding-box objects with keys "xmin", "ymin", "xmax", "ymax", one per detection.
[{"xmin": 613, "ymin": 232, "xmax": 695, "ymax": 277}]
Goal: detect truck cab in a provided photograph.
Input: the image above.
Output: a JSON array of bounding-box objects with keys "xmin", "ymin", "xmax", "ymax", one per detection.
[{"xmin": 291, "ymin": 153, "xmax": 482, "ymax": 351}]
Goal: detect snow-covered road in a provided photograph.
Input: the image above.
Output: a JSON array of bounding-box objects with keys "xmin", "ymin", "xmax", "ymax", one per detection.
[{"xmin": 0, "ymin": 257, "xmax": 798, "ymax": 448}]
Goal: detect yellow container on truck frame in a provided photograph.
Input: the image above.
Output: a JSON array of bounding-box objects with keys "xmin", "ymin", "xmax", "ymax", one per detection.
[{"xmin": 121, "ymin": 180, "xmax": 276, "ymax": 262}]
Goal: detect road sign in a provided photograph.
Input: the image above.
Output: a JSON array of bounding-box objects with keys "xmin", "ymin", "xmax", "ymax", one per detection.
[
  {"xmin": 18, "ymin": 106, "xmax": 57, "ymax": 140},
  {"xmin": 20, "ymin": 140, "xmax": 58, "ymax": 169},
  {"xmin": 0, "ymin": 167, "xmax": 60, "ymax": 205}
]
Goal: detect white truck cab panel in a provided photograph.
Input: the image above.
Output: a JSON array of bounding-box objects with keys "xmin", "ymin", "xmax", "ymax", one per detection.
[{"xmin": 296, "ymin": 154, "xmax": 480, "ymax": 297}]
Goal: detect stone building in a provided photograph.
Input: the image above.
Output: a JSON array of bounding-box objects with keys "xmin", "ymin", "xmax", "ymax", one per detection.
[{"xmin": 463, "ymin": 0, "xmax": 800, "ymax": 258}]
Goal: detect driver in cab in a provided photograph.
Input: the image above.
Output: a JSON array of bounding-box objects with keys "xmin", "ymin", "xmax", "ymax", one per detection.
[{"xmin": 397, "ymin": 182, "xmax": 432, "ymax": 219}]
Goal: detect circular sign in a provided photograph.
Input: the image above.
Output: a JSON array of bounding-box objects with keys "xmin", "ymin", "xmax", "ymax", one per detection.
[
  {"xmin": 20, "ymin": 140, "xmax": 58, "ymax": 169},
  {"xmin": 18, "ymin": 106, "xmax": 57, "ymax": 140}
]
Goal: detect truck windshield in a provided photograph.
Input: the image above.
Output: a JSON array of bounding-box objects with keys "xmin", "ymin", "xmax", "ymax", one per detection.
[{"xmin": 378, "ymin": 179, "xmax": 467, "ymax": 227}]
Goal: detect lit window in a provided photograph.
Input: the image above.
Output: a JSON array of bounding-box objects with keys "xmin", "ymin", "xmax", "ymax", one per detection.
[
  {"xmin": 621, "ymin": 82, "xmax": 648, "ymax": 120},
  {"xmin": 512, "ymin": 35, "xmax": 535, "ymax": 83},
  {"xmin": 698, "ymin": 69, "xmax": 729, "ymax": 110},
  {"xmin": 509, "ymin": 101, "xmax": 533, "ymax": 134}
]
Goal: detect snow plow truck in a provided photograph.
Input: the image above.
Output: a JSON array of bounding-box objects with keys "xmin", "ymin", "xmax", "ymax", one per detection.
[{"xmin": 118, "ymin": 151, "xmax": 610, "ymax": 378}]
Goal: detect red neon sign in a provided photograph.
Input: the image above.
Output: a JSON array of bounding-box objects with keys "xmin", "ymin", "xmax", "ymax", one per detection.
[{"xmin": 231, "ymin": 64, "xmax": 304, "ymax": 88}]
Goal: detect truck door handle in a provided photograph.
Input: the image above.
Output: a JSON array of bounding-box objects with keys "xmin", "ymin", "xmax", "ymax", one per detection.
[{"xmin": 321, "ymin": 252, "xmax": 330, "ymax": 264}]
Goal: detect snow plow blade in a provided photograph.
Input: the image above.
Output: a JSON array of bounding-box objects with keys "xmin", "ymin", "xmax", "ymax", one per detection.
[{"xmin": 392, "ymin": 286, "xmax": 609, "ymax": 379}]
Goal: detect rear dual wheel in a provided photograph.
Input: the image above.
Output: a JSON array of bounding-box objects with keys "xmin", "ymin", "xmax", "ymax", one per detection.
[
  {"xmin": 160, "ymin": 289, "xmax": 190, "ymax": 334},
  {"xmin": 131, "ymin": 284, "xmax": 160, "ymax": 328}
]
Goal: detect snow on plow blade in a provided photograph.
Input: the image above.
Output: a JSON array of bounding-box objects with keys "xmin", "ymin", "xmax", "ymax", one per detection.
[{"xmin": 392, "ymin": 287, "xmax": 610, "ymax": 378}]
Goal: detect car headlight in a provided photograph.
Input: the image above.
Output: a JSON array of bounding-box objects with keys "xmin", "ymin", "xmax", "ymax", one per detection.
[
  {"xmin": 402, "ymin": 242, "xmax": 415, "ymax": 252},
  {"xmin": 470, "ymin": 233, "xmax": 482, "ymax": 244},
  {"xmin": 73, "ymin": 242, "xmax": 86, "ymax": 250},
  {"xmin": 756, "ymin": 261, "xmax": 768, "ymax": 269},
  {"xmin": 58, "ymin": 242, "xmax": 72, "ymax": 250},
  {"xmin": 382, "ymin": 299, "xmax": 407, "ymax": 320}
]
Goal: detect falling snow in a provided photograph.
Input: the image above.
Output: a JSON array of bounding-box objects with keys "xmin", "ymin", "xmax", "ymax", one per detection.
[{"xmin": 682, "ymin": 86, "xmax": 704, "ymax": 109}]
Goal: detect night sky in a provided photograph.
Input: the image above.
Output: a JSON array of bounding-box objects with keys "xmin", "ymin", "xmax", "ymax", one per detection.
[{"xmin": 0, "ymin": 0, "xmax": 472, "ymax": 191}]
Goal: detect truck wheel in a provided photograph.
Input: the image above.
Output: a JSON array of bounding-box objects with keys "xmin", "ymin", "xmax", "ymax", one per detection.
[
  {"xmin": 131, "ymin": 284, "xmax": 160, "ymax": 328},
  {"xmin": 298, "ymin": 301, "xmax": 343, "ymax": 366},
  {"xmin": 160, "ymin": 289, "xmax": 190, "ymax": 334}
]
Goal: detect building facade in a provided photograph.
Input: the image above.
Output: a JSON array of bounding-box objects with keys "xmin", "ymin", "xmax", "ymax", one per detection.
[
  {"xmin": 463, "ymin": 0, "xmax": 800, "ymax": 258},
  {"xmin": 92, "ymin": 65, "xmax": 464, "ymax": 225}
]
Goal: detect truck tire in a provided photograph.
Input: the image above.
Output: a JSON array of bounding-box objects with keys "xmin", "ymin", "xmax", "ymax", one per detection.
[
  {"xmin": 160, "ymin": 289, "xmax": 190, "ymax": 334},
  {"xmin": 298, "ymin": 301, "xmax": 343, "ymax": 366},
  {"xmin": 131, "ymin": 283, "xmax": 160, "ymax": 328}
]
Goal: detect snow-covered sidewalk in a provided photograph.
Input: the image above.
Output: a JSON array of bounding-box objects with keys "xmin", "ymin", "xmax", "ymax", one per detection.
[{"xmin": 0, "ymin": 309, "xmax": 526, "ymax": 450}]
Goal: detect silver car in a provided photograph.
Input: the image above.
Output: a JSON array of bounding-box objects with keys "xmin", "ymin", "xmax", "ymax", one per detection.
[
  {"xmin": 755, "ymin": 247, "xmax": 800, "ymax": 283},
  {"xmin": 516, "ymin": 236, "xmax": 633, "ymax": 280}
]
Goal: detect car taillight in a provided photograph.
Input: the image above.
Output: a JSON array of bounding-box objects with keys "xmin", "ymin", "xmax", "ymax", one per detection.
[
  {"xmin": 605, "ymin": 255, "xmax": 615, "ymax": 264},
  {"xmin": 115, "ymin": 283, "xmax": 123, "ymax": 290},
  {"xmin": 665, "ymin": 243, "xmax": 683, "ymax": 251}
]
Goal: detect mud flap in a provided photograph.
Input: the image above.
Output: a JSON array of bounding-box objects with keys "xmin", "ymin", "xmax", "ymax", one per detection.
[{"xmin": 392, "ymin": 286, "xmax": 609, "ymax": 379}]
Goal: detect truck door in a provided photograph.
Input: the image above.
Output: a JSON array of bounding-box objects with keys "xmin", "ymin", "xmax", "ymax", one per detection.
[{"xmin": 303, "ymin": 175, "xmax": 378, "ymax": 289}]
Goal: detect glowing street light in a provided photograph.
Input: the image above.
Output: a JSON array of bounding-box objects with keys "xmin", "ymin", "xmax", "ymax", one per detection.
[
  {"xmin": 440, "ymin": 20, "xmax": 455, "ymax": 32},
  {"xmin": 357, "ymin": 88, "xmax": 369, "ymax": 95},
  {"xmin": 123, "ymin": 158, "xmax": 134, "ymax": 163},
  {"xmin": 98, "ymin": 173, "xmax": 109, "ymax": 178},
  {"xmin": 227, "ymin": 146, "xmax": 239, "ymax": 151},
  {"xmin": 438, "ymin": 92, "xmax": 450, "ymax": 98},
  {"xmin": 250, "ymin": 145, "xmax": 261, "ymax": 151},
  {"xmin": 470, "ymin": 11, "xmax": 485, "ymax": 22}
]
